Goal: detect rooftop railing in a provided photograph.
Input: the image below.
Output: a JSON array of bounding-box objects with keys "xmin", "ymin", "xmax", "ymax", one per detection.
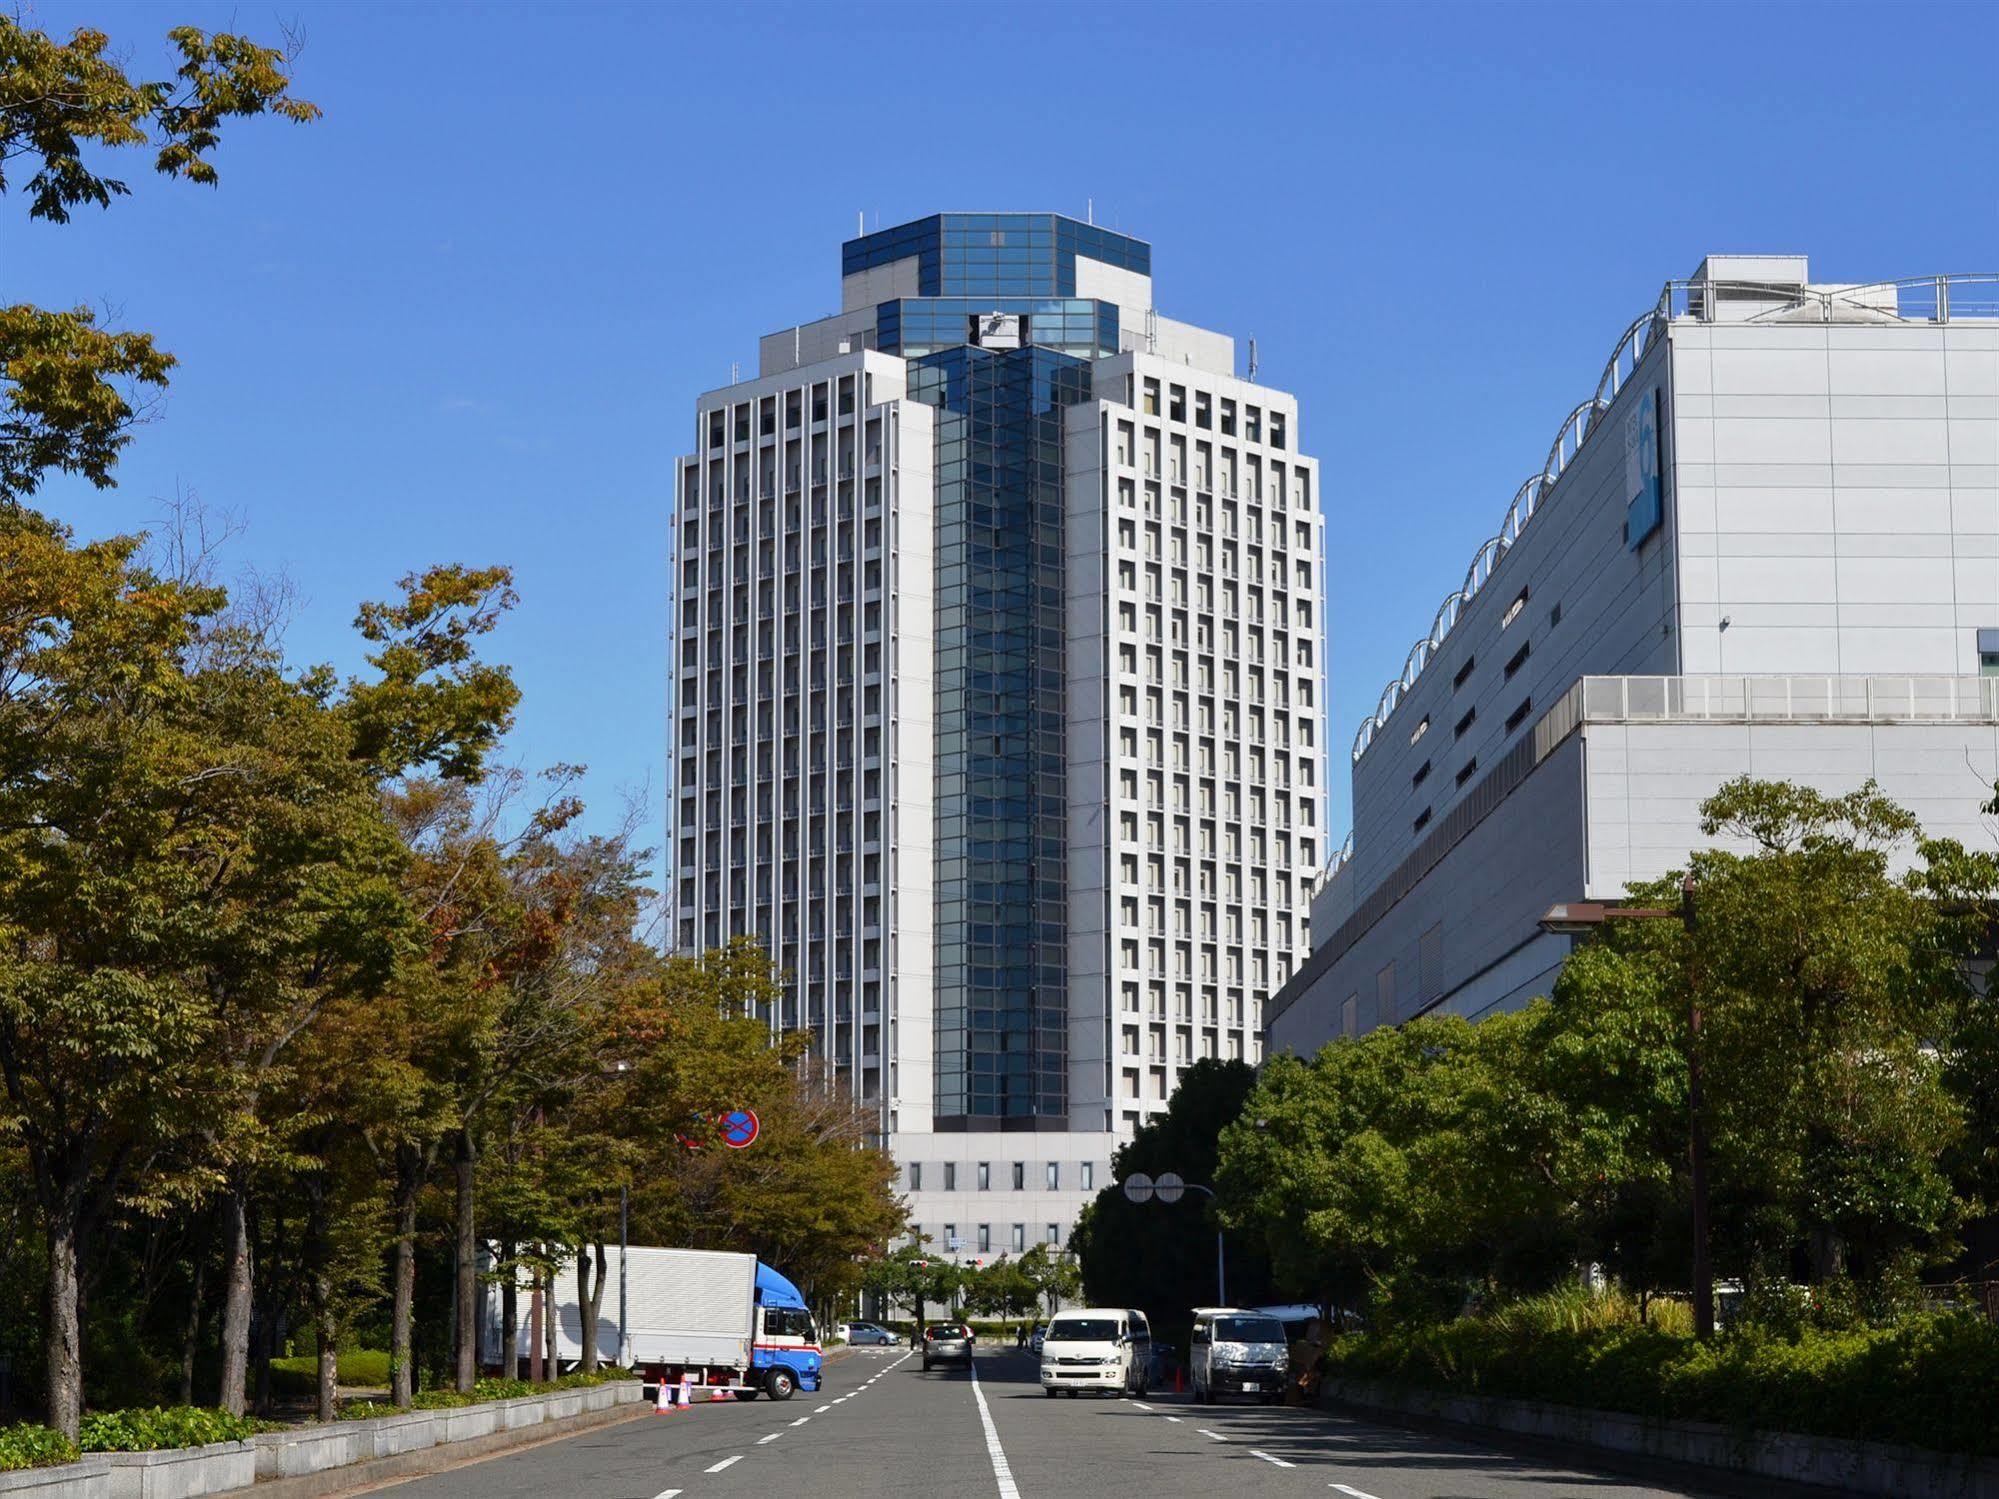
[{"xmin": 1564, "ymin": 673, "xmax": 1999, "ymax": 725}]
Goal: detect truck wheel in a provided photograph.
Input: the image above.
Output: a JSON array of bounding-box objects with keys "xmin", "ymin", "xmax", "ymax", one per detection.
[{"xmin": 766, "ymin": 1368, "xmax": 796, "ymax": 1402}]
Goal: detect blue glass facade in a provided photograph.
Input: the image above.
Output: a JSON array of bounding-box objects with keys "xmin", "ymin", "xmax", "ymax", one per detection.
[
  {"xmin": 843, "ymin": 213, "xmax": 1143, "ymax": 1126},
  {"xmin": 842, "ymin": 213, "xmax": 1150, "ymax": 298},
  {"xmin": 907, "ymin": 344, "xmax": 1090, "ymax": 1126}
]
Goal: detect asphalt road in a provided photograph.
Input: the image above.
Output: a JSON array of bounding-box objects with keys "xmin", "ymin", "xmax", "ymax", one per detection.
[{"xmin": 368, "ymin": 1346, "xmax": 1747, "ymax": 1499}]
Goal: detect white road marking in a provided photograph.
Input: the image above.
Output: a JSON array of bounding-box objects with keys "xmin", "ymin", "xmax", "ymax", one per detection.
[
  {"xmin": 1331, "ymin": 1486, "xmax": 1382, "ymax": 1499},
  {"xmin": 789, "ymin": 1416, "xmax": 810, "ymax": 1426},
  {"xmin": 1252, "ymin": 1450, "xmax": 1295, "ymax": 1467},
  {"xmin": 1132, "ymin": 1400, "xmax": 1154, "ymax": 1410},
  {"xmin": 704, "ymin": 1456, "xmax": 742, "ymax": 1473},
  {"xmin": 1164, "ymin": 1415, "xmax": 1183, "ymax": 1423},
  {"xmin": 967, "ymin": 1359, "xmax": 1023, "ymax": 1499},
  {"xmin": 1197, "ymin": 1427, "xmax": 1228, "ymax": 1441},
  {"xmin": 651, "ymin": 1491, "xmax": 681, "ymax": 1499},
  {"xmin": 815, "ymin": 1403, "xmax": 832, "ymax": 1412},
  {"xmin": 757, "ymin": 1432, "xmax": 782, "ymax": 1444}
]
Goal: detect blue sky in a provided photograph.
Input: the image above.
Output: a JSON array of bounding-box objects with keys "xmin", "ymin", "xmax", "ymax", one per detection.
[{"xmin": 17, "ymin": 0, "xmax": 1997, "ymax": 881}]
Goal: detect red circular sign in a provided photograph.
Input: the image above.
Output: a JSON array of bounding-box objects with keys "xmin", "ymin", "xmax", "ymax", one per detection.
[{"xmin": 722, "ymin": 1109, "xmax": 760, "ymax": 1149}]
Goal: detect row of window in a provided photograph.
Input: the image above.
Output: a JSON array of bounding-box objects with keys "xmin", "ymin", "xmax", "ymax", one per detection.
[
  {"xmin": 1137, "ymin": 377, "xmax": 1289, "ymax": 449},
  {"xmin": 929, "ymin": 1222, "xmax": 1065, "ymax": 1255},
  {"xmin": 909, "ymin": 1159, "xmax": 1095, "ymax": 1193}
]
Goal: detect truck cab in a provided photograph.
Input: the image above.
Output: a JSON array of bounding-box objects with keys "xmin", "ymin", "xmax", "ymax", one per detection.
[{"xmin": 750, "ymin": 1263, "xmax": 821, "ymax": 1399}]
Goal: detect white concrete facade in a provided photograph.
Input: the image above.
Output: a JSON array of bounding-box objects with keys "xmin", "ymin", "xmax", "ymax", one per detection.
[
  {"xmin": 1271, "ymin": 259, "xmax": 1999, "ymax": 1054},
  {"xmin": 674, "ymin": 217, "xmax": 1324, "ymax": 1250}
]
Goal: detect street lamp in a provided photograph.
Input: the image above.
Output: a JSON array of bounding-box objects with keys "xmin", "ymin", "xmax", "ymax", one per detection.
[
  {"xmin": 1539, "ymin": 875, "xmax": 1712, "ymax": 1340},
  {"xmin": 602, "ymin": 1060, "xmax": 633, "ymax": 1367},
  {"xmin": 1124, "ymin": 1172, "xmax": 1226, "ymax": 1306}
]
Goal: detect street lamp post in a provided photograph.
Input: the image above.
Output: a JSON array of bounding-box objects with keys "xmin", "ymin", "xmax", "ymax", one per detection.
[
  {"xmin": 1540, "ymin": 874, "xmax": 1711, "ymax": 1339},
  {"xmin": 1124, "ymin": 1172, "xmax": 1225, "ymax": 1306}
]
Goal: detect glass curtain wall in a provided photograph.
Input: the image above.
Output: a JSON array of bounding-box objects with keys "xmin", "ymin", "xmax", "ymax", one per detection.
[{"xmin": 910, "ymin": 345, "xmax": 1087, "ymax": 1124}]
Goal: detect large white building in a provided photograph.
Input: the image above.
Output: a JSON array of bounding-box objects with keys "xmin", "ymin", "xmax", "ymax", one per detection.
[
  {"xmin": 672, "ymin": 215, "xmax": 1325, "ymax": 1251},
  {"xmin": 1270, "ymin": 257, "xmax": 1999, "ymax": 1055}
]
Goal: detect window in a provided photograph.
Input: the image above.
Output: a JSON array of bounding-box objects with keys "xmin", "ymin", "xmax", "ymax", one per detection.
[
  {"xmin": 1454, "ymin": 707, "xmax": 1476, "ymax": 739},
  {"xmin": 1411, "ymin": 759, "xmax": 1430, "ymax": 788},
  {"xmin": 1501, "ymin": 587, "xmax": 1529, "ymax": 629},
  {"xmin": 1410, "ymin": 714, "xmax": 1430, "ymax": 745},
  {"xmin": 977, "ymin": 1224, "xmax": 991, "ymax": 1253},
  {"xmin": 909, "ymin": 1163, "xmax": 922, "ymax": 1191},
  {"xmin": 1452, "ymin": 657, "xmax": 1476, "ymax": 691},
  {"xmin": 1456, "ymin": 758, "xmax": 1479, "ymax": 787},
  {"xmin": 1011, "ymin": 1223, "xmax": 1026, "ymax": 1253},
  {"xmin": 1413, "ymin": 807, "xmax": 1431, "ymax": 833},
  {"xmin": 943, "ymin": 1222, "xmax": 957, "ymax": 1249},
  {"xmin": 764, "ymin": 1306, "xmax": 813, "ymax": 1339},
  {"xmin": 1342, "ymin": 994, "xmax": 1358, "ymax": 1036},
  {"xmin": 1046, "ymin": 1223, "xmax": 1061, "ymax": 1246},
  {"xmin": 1081, "ymin": 1162, "xmax": 1095, "ymax": 1190},
  {"xmin": 1011, "ymin": 1161, "xmax": 1025, "ymax": 1191},
  {"xmin": 977, "ymin": 1162, "xmax": 990, "ymax": 1191},
  {"xmin": 1549, "ymin": 602, "xmax": 1563, "ymax": 628},
  {"xmin": 1505, "ymin": 641, "xmax": 1530, "ymax": 680},
  {"xmin": 1046, "ymin": 1162, "xmax": 1060, "ymax": 1190},
  {"xmin": 943, "ymin": 1163, "xmax": 957, "ymax": 1191},
  {"xmin": 1506, "ymin": 697, "xmax": 1533, "ymax": 733},
  {"xmin": 1376, "ymin": 961, "xmax": 1395, "ymax": 1023}
]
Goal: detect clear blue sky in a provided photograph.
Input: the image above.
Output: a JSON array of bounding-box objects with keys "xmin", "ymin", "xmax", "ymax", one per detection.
[{"xmin": 18, "ymin": 0, "xmax": 1997, "ymax": 879}]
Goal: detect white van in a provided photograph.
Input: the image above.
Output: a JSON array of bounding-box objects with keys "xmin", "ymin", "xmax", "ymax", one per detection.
[
  {"xmin": 1189, "ymin": 1306, "xmax": 1289, "ymax": 1404},
  {"xmin": 1038, "ymin": 1307, "xmax": 1151, "ymax": 1398}
]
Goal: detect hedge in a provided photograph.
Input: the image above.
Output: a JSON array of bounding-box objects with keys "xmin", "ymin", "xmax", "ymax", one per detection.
[
  {"xmin": 0, "ymin": 1405, "xmax": 278, "ymax": 1470},
  {"xmin": 336, "ymin": 1367, "xmax": 635, "ymax": 1421},
  {"xmin": 268, "ymin": 1349, "xmax": 393, "ymax": 1396},
  {"xmin": 1324, "ymin": 1310, "xmax": 1999, "ymax": 1457}
]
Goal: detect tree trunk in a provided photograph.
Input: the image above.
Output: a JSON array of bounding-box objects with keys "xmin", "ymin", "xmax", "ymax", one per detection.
[
  {"xmin": 576, "ymin": 1248, "xmax": 595, "ymax": 1374},
  {"xmin": 500, "ymin": 1238, "xmax": 519, "ymax": 1379},
  {"xmin": 390, "ymin": 1151, "xmax": 421, "ymax": 1407},
  {"xmin": 580, "ymin": 1242, "xmax": 608, "ymax": 1374},
  {"xmin": 541, "ymin": 1259, "xmax": 558, "ymax": 1378},
  {"xmin": 178, "ymin": 1253, "xmax": 208, "ymax": 1407},
  {"xmin": 44, "ymin": 1209, "xmax": 83, "ymax": 1443},
  {"xmin": 452, "ymin": 1131, "xmax": 478, "ymax": 1391},
  {"xmin": 314, "ymin": 1270, "xmax": 338, "ymax": 1423},
  {"xmin": 216, "ymin": 1185, "xmax": 253, "ymax": 1417}
]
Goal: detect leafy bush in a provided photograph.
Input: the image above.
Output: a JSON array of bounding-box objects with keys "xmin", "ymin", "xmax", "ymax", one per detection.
[
  {"xmin": 0, "ymin": 1423, "xmax": 79, "ymax": 1471},
  {"xmin": 1325, "ymin": 1300, "xmax": 1999, "ymax": 1456},
  {"xmin": 78, "ymin": 1405, "xmax": 279, "ymax": 1451}
]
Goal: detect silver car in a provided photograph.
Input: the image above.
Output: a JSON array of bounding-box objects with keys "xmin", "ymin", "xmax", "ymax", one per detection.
[
  {"xmin": 1190, "ymin": 1309, "xmax": 1289, "ymax": 1404},
  {"xmin": 922, "ymin": 1321, "xmax": 973, "ymax": 1370}
]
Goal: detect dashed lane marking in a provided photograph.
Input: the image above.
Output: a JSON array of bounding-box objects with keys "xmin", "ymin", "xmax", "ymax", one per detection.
[
  {"xmin": 967, "ymin": 1358, "xmax": 1022, "ymax": 1499},
  {"xmin": 757, "ymin": 1432, "xmax": 782, "ymax": 1444},
  {"xmin": 1251, "ymin": 1450, "xmax": 1295, "ymax": 1467},
  {"xmin": 651, "ymin": 1490, "xmax": 681, "ymax": 1499},
  {"xmin": 1196, "ymin": 1427, "xmax": 1228, "ymax": 1441},
  {"xmin": 1132, "ymin": 1400, "xmax": 1154, "ymax": 1410},
  {"xmin": 1331, "ymin": 1486, "xmax": 1382, "ymax": 1499},
  {"xmin": 815, "ymin": 1404, "xmax": 832, "ymax": 1412},
  {"xmin": 789, "ymin": 1415, "xmax": 810, "ymax": 1426},
  {"xmin": 704, "ymin": 1456, "xmax": 742, "ymax": 1473},
  {"xmin": 1164, "ymin": 1415, "xmax": 1183, "ymax": 1423}
]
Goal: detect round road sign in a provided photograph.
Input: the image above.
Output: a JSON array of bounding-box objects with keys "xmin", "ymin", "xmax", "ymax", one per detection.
[
  {"xmin": 1154, "ymin": 1171, "xmax": 1186, "ymax": 1204},
  {"xmin": 1122, "ymin": 1172, "xmax": 1155, "ymax": 1204},
  {"xmin": 721, "ymin": 1109, "xmax": 760, "ymax": 1149}
]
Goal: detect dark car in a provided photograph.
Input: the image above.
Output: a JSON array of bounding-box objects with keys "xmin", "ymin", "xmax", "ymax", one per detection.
[
  {"xmin": 922, "ymin": 1321, "xmax": 974, "ymax": 1370},
  {"xmin": 842, "ymin": 1321, "xmax": 899, "ymax": 1346}
]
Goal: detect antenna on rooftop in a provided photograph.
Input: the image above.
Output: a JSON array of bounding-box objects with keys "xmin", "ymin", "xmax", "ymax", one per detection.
[
  {"xmin": 857, "ymin": 210, "xmax": 864, "ymax": 236},
  {"xmin": 1247, "ymin": 337, "xmax": 1259, "ymax": 383},
  {"xmin": 1087, "ymin": 197, "xmax": 1094, "ymax": 225}
]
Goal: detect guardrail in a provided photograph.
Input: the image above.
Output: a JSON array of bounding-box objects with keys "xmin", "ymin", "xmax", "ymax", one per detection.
[{"xmin": 1661, "ymin": 273, "xmax": 1999, "ymax": 324}]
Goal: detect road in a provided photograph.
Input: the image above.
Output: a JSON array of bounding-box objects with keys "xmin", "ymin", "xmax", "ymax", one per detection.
[{"xmin": 372, "ymin": 1346, "xmax": 1744, "ymax": 1499}]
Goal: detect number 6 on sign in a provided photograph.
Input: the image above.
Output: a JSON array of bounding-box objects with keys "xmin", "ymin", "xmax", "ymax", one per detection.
[{"xmin": 722, "ymin": 1109, "xmax": 760, "ymax": 1148}]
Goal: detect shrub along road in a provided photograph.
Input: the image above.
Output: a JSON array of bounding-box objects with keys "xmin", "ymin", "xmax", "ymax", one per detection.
[{"xmin": 366, "ymin": 1346, "xmax": 1761, "ymax": 1499}]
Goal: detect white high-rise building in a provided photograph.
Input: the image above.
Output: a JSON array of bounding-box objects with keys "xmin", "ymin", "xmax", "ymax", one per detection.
[{"xmin": 671, "ymin": 214, "xmax": 1325, "ymax": 1247}]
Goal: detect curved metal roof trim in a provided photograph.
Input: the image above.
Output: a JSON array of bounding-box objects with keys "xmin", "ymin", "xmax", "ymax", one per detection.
[{"xmin": 1350, "ymin": 305, "xmax": 1666, "ymax": 763}]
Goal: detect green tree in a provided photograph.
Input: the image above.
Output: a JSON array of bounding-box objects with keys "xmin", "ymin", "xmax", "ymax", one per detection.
[
  {"xmin": 0, "ymin": 14, "xmax": 317, "ymax": 503},
  {"xmin": 1071, "ymin": 1059, "xmax": 1272, "ymax": 1329}
]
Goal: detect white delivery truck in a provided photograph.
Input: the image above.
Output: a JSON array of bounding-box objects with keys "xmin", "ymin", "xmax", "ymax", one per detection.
[{"xmin": 486, "ymin": 1244, "xmax": 822, "ymax": 1402}]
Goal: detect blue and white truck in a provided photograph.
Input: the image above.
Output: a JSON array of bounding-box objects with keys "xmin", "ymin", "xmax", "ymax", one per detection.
[{"xmin": 504, "ymin": 1244, "xmax": 821, "ymax": 1401}]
